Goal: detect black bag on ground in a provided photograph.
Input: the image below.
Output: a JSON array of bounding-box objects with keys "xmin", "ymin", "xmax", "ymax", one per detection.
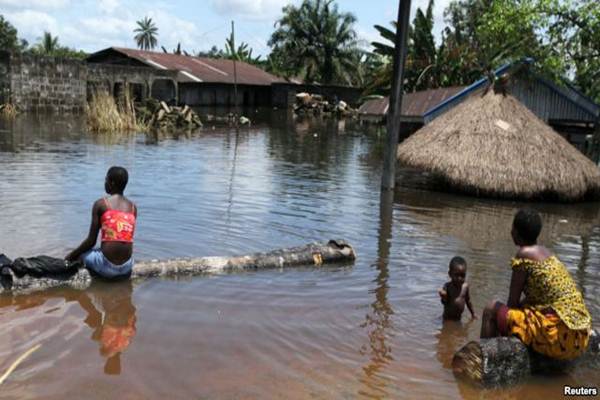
[
  {"xmin": 10, "ymin": 256, "xmax": 82, "ymax": 278},
  {"xmin": 0, "ymin": 254, "xmax": 12, "ymax": 268}
]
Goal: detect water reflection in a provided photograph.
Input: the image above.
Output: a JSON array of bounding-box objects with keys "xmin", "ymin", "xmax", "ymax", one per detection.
[
  {"xmin": 0, "ymin": 281, "xmax": 136, "ymax": 376},
  {"xmin": 435, "ymin": 320, "xmax": 471, "ymax": 370},
  {"xmin": 1, "ymin": 111, "xmax": 599, "ymax": 398},
  {"xmin": 0, "ymin": 114, "xmax": 87, "ymax": 152},
  {"xmin": 359, "ymin": 190, "xmax": 395, "ymax": 398},
  {"xmin": 78, "ymin": 281, "xmax": 137, "ymax": 375}
]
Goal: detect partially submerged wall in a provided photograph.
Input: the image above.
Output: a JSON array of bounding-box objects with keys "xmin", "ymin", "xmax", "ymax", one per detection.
[
  {"xmin": 2, "ymin": 53, "xmax": 179, "ymax": 113},
  {"xmin": 179, "ymin": 83, "xmax": 271, "ymax": 107},
  {"xmin": 0, "ymin": 51, "xmax": 10, "ymax": 104},
  {"xmin": 1, "ymin": 52, "xmax": 363, "ymax": 112},
  {"xmin": 7, "ymin": 52, "xmax": 86, "ymax": 113}
]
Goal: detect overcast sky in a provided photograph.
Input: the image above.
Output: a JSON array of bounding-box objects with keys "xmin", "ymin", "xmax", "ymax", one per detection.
[{"xmin": 1, "ymin": 0, "xmax": 452, "ymax": 56}]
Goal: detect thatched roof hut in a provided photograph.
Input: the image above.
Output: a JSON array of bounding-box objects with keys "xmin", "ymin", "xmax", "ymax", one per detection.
[{"xmin": 396, "ymin": 91, "xmax": 600, "ymax": 201}]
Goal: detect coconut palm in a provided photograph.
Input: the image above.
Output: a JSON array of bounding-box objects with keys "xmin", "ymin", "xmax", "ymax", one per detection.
[
  {"xmin": 268, "ymin": 0, "xmax": 359, "ymax": 85},
  {"xmin": 35, "ymin": 31, "xmax": 59, "ymax": 55},
  {"xmin": 134, "ymin": 17, "xmax": 158, "ymax": 51}
]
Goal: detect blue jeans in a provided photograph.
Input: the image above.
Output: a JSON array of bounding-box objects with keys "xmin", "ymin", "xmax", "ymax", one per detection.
[{"xmin": 83, "ymin": 249, "xmax": 133, "ymax": 279}]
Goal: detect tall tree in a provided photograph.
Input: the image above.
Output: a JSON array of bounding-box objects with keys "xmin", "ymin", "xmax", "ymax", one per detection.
[
  {"xmin": 134, "ymin": 17, "xmax": 158, "ymax": 51},
  {"xmin": 408, "ymin": 0, "xmax": 437, "ymax": 90},
  {"xmin": 268, "ymin": 0, "xmax": 360, "ymax": 85},
  {"xmin": 0, "ymin": 15, "xmax": 27, "ymax": 52},
  {"xmin": 539, "ymin": 0, "xmax": 600, "ymax": 102}
]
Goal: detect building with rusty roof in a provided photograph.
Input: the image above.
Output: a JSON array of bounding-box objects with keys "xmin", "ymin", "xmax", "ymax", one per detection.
[
  {"xmin": 86, "ymin": 47, "xmax": 363, "ymax": 108},
  {"xmin": 87, "ymin": 47, "xmax": 287, "ymax": 107}
]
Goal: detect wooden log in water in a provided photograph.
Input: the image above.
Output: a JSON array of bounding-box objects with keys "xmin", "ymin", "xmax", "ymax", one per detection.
[
  {"xmin": 452, "ymin": 330, "xmax": 600, "ymax": 387},
  {"xmin": 0, "ymin": 240, "xmax": 355, "ymax": 295}
]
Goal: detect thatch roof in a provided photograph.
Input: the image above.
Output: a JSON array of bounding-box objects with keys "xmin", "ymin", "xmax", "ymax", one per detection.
[{"xmin": 396, "ymin": 90, "xmax": 600, "ymax": 201}]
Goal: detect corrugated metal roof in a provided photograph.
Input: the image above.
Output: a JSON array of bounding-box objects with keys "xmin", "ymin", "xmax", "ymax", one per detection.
[
  {"xmin": 358, "ymin": 97, "xmax": 389, "ymax": 115},
  {"xmin": 358, "ymin": 86, "xmax": 466, "ymax": 118},
  {"xmin": 107, "ymin": 47, "xmax": 285, "ymax": 86},
  {"xmin": 424, "ymin": 58, "xmax": 600, "ymax": 123}
]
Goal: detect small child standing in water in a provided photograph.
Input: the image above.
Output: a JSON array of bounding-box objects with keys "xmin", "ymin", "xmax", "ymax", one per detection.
[{"xmin": 438, "ymin": 256, "xmax": 476, "ymax": 320}]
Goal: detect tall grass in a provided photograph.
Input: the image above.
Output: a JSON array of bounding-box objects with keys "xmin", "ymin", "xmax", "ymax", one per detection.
[
  {"xmin": 86, "ymin": 90, "xmax": 147, "ymax": 134},
  {"xmin": 0, "ymin": 103, "xmax": 17, "ymax": 119}
]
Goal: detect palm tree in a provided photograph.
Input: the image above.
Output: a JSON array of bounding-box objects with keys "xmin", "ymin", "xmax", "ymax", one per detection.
[
  {"xmin": 134, "ymin": 17, "xmax": 158, "ymax": 51},
  {"xmin": 268, "ymin": 0, "xmax": 359, "ymax": 85},
  {"xmin": 35, "ymin": 31, "xmax": 59, "ymax": 55}
]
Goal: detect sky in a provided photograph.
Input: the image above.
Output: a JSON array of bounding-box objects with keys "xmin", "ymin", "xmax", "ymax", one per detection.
[{"xmin": 1, "ymin": 0, "xmax": 452, "ymax": 57}]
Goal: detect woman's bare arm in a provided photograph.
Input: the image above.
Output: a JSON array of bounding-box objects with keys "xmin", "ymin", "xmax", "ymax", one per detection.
[
  {"xmin": 66, "ymin": 200, "xmax": 102, "ymax": 261},
  {"xmin": 507, "ymin": 268, "xmax": 527, "ymax": 308}
]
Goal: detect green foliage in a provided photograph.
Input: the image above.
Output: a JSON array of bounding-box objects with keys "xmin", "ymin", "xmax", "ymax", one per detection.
[
  {"xmin": 542, "ymin": 0, "xmax": 600, "ymax": 103},
  {"xmin": 268, "ymin": 0, "xmax": 360, "ymax": 85},
  {"xmin": 196, "ymin": 46, "xmax": 225, "ymax": 58},
  {"xmin": 29, "ymin": 31, "xmax": 87, "ymax": 59},
  {"xmin": 224, "ymin": 33, "xmax": 262, "ymax": 64},
  {"xmin": 134, "ymin": 17, "xmax": 158, "ymax": 51},
  {"xmin": 367, "ymin": 0, "xmax": 600, "ymax": 103},
  {"xmin": 0, "ymin": 14, "xmax": 27, "ymax": 52}
]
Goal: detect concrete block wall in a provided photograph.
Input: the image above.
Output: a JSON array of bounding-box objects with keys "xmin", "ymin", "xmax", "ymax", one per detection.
[
  {"xmin": 1, "ymin": 53, "xmax": 179, "ymax": 113},
  {"xmin": 8, "ymin": 53, "xmax": 86, "ymax": 113},
  {"xmin": 0, "ymin": 52, "xmax": 9, "ymax": 104}
]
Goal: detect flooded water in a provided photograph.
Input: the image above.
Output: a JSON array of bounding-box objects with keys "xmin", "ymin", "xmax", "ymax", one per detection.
[{"xmin": 0, "ymin": 111, "xmax": 598, "ymax": 399}]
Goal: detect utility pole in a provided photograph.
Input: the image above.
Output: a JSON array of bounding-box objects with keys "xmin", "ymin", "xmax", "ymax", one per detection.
[
  {"xmin": 231, "ymin": 20, "xmax": 239, "ymax": 124},
  {"xmin": 381, "ymin": 0, "xmax": 412, "ymax": 190}
]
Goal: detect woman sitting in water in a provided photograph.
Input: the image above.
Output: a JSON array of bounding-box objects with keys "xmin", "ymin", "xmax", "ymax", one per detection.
[
  {"xmin": 66, "ymin": 166, "xmax": 137, "ymax": 280},
  {"xmin": 480, "ymin": 208, "xmax": 592, "ymax": 360}
]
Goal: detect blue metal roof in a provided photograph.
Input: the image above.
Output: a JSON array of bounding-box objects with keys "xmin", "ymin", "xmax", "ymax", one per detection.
[{"xmin": 423, "ymin": 58, "xmax": 599, "ymax": 123}]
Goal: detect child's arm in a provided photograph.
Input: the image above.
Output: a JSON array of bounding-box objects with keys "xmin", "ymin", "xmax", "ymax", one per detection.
[
  {"xmin": 438, "ymin": 282, "xmax": 449, "ymax": 305},
  {"xmin": 66, "ymin": 200, "xmax": 102, "ymax": 262},
  {"xmin": 466, "ymin": 287, "xmax": 476, "ymax": 319}
]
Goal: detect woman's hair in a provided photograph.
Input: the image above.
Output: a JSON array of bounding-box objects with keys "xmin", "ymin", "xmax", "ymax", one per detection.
[
  {"xmin": 107, "ymin": 166, "xmax": 129, "ymax": 193},
  {"xmin": 513, "ymin": 208, "xmax": 542, "ymax": 245}
]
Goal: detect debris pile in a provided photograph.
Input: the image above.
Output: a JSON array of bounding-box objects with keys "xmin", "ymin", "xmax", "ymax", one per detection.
[
  {"xmin": 293, "ymin": 92, "xmax": 357, "ymax": 117},
  {"xmin": 204, "ymin": 113, "xmax": 252, "ymax": 126},
  {"xmin": 137, "ymin": 99, "xmax": 203, "ymax": 131}
]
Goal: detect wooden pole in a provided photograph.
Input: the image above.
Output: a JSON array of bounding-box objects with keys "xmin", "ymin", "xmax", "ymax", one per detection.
[
  {"xmin": 231, "ymin": 20, "xmax": 239, "ymax": 124},
  {"xmin": 381, "ymin": 0, "xmax": 412, "ymax": 190},
  {"xmin": 591, "ymin": 116, "xmax": 600, "ymax": 163}
]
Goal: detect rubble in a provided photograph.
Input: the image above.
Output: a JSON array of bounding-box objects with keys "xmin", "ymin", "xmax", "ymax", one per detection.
[
  {"xmin": 137, "ymin": 99, "xmax": 203, "ymax": 131},
  {"xmin": 293, "ymin": 92, "xmax": 358, "ymax": 117}
]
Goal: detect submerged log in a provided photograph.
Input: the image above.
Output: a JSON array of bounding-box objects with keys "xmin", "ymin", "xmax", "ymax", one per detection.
[
  {"xmin": 452, "ymin": 330, "xmax": 600, "ymax": 387},
  {"xmin": 0, "ymin": 240, "xmax": 355, "ymax": 295}
]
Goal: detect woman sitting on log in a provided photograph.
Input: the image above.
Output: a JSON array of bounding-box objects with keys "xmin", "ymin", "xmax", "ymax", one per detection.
[
  {"xmin": 480, "ymin": 208, "xmax": 592, "ymax": 360},
  {"xmin": 65, "ymin": 166, "xmax": 137, "ymax": 280}
]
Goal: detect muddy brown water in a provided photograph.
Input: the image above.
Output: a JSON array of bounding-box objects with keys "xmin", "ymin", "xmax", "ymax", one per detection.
[{"xmin": 0, "ymin": 111, "xmax": 598, "ymax": 399}]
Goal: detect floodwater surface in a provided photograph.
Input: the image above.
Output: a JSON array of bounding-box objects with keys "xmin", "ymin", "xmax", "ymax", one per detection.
[{"xmin": 0, "ymin": 112, "xmax": 598, "ymax": 399}]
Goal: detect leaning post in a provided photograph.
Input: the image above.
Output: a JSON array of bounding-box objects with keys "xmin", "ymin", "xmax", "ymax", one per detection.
[
  {"xmin": 231, "ymin": 20, "xmax": 239, "ymax": 125},
  {"xmin": 381, "ymin": 0, "xmax": 412, "ymax": 190},
  {"xmin": 591, "ymin": 116, "xmax": 600, "ymax": 163}
]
